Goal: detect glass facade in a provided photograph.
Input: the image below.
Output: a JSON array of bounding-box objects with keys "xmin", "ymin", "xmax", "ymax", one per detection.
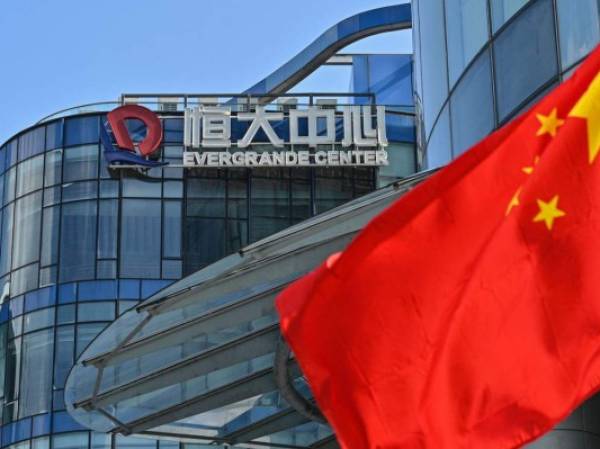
[
  {"xmin": 413, "ymin": 0, "xmax": 600, "ymax": 446},
  {"xmin": 0, "ymin": 92, "xmax": 414, "ymax": 448},
  {"xmin": 413, "ymin": 0, "xmax": 600, "ymax": 167}
]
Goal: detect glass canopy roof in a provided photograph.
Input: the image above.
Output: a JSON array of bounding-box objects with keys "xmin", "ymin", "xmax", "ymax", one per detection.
[{"xmin": 64, "ymin": 171, "xmax": 433, "ymax": 449}]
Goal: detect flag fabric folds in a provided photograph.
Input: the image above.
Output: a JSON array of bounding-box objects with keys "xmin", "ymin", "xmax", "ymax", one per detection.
[{"xmin": 276, "ymin": 45, "xmax": 600, "ymax": 449}]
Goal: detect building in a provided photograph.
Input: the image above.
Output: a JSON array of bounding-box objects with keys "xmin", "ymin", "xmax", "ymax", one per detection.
[{"xmin": 1, "ymin": 1, "xmax": 600, "ymax": 449}]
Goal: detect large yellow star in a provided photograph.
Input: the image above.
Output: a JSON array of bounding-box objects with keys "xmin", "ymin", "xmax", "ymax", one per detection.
[
  {"xmin": 536, "ymin": 109, "xmax": 564, "ymax": 137},
  {"xmin": 569, "ymin": 72, "xmax": 600, "ymax": 164},
  {"xmin": 533, "ymin": 195, "xmax": 566, "ymax": 230}
]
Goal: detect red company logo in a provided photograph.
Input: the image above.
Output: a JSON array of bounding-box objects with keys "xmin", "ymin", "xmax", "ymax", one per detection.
[{"xmin": 101, "ymin": 105, "xmax": 166, "ymax": 167}]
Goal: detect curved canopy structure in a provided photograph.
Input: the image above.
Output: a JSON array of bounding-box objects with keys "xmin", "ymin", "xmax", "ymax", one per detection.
[{"xmin": 64, "ymin": 170, "xmax": 431, "ymax": 448}]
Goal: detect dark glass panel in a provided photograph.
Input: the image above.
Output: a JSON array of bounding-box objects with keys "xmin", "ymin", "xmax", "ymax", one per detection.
[
  {"xmin": 186, "ymin": 178, "xmax": 226, "ymax": 217},
  {"xmin": 184, "ymin": 217, "xmax": 225, "ymax": 274},
  {"xmin": 60, "ymin": 201, "xmax": 97, "ymax": 282},
  {"xmin": 120, "ymin": 199, "xmax": 161, "ymax": 278},
  {"xmin": 494, "ymin": 0, "xmax": 557, "ymax": 120},
  {"xmin": 18, "ymin": 127, "xmax": 45, "ymax": 161},
  {"xmin": 64, "ymin": 116, "xmax": 99, "ymax": 146},
  {"xmin": 163, "ymin": 201, "xmax": 181, "ymax": 258},
  {"xmin": 45, "ymin": 121, "xmax": 63, "ymax": 151},
  {"xmin": 98, "ymin": 200, "xmax": 118, "ymax": 259}
]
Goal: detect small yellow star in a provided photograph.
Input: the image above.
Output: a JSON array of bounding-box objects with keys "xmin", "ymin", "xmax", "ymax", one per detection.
[
  {"xmin": 533, "ymin": 195, "xmax": 566, "ymax": 230},
  {"xmin": 522, "ymin": 156, "xmax": 540, "ymax": 175},
  {"xmin": 536, "ymin": 108, "xmax": 565, "ymax": 138},
  {"xmin": 506, "ymin": 188, "xmax": 521, "ymax": 216},
  {"xmin": 569, "ymin": 72, "xmax": 600, "ymax": 163}
]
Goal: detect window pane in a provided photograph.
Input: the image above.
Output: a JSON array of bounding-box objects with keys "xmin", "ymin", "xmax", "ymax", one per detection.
[
  {"xmin": 556, "ymin": 0, "xmax": 600, "ymax": 69},
  {"xmin": 184, "ymin": 218, "xmax": 224, "ymax": 274},
  {"xmin": 494, "ymin": 0, "xmax": 557, "ymax": 120},
  {"xmin": 0, "ymin": 204, "xmax": 13, "ymax": 276},
  {"xmin": 450, "ymin": 49, "xmax": 495, "ymax": 155},
  {"xmin": 491, "ymin": 0, "xmax": 530, "ymax": 31},
  {"xmin": 251, "ymin": 177, "xmax": 289, "ymax": 240},
  {"xmin": 163, "ymin": 201, "xmax": 181, "ymax": 258},
  {"xmin": 62, "ymin": 180, "xmax": 97, "ymax": 202},
  {"xmin": 46, "ymin": 121, "xmax": 63, "ymax": 151},
  {"xmin": 60, "ymin": 201, "xmax": 97, "ymax": 282},
  {"xmin": 19, "ymin": 329, "xmax": 53, "ymax": 417},
  {"xmin": 122, "ymin": 178, "xmax": 162, "ymax": 198},
  {"xmin": 120, "ymin": 199, "xmax": 161, "ymax": 278},
  {"xmin": 78, "ymin": 302, "xmax": 115, "ymax": 322},
  {"xmin": 54, "ymin": 326, "xmax": 74, "ymax": 389},
  {"xmin": 18, "ymin": 127, "xmax": 45, "ymax": 161},
  {"xmin": 63, "ymin": 145, "xmax": 98, "ymax": 182},
  {"xmin": 418, "ymin": 0, "xmax": 449, "ymax": 135},
  {"xmin": 23, "ymin": 308, "xmax": 55, "ymax": 333},
  {"xmin": 64, "ymin": 116, "xmax": 99, "ymax": 146},
  {"xmin": 41, "ymin": 207, "xmax": 60, "ymax": 267},
  {"xmin": 3, "ymin": 167, "xmax": 15, "ymax": 206},
  {"xmin": 11, "ymin": 264, "xmax": 39, "ymax": 296},
  {"xmin": 445, "ymin": 0, "xmax": 488, "ymax": 86},
  {"xmin": 52, "ymin": 432, "xmax": 89, "ymax": 449},
  {"xmin": 76, "ymin": 323, "xmax": 107, "ymax": 357},
  {"xmin": 315, "ymin": 177, "xmax": 352, "ymax": 215},
  {"xmin": 44, "ymin": 150, "xmax": 62, "ymax": 187},
  {"xmin": 98, "ymin": 200, "xmax": 118, "ymax": 259},
  {"xmin": 16, "ymin": 155, "xmax": 44, "ymax": 198},
  {"xmin": 186, "ymin": 178, "xmax": 226, "ymax": 217},
  {"xmin": 425, "ymin": 104, "xmax": 452, "ymax": 169},
  {"xmin": 12, "ymin": 192, "xmax": 42, "ymax": 269}
]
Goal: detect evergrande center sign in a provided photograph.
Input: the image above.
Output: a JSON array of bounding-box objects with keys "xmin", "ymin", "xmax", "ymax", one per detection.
[
  {"xmin": 103, "ymin": 104, "xmax": 389, "ymax": 169},
  {"xmin": 182, "ymin": 105, "xmax": 389, "ymax": 168}
]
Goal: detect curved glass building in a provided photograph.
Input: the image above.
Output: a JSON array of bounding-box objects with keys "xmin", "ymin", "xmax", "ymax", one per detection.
[
  {"xmin": 0, "ymin": 5, "xmax": 415, "ymax": 449},
  {"xmin": 3, "ymin": 1, "xmax": 600, "ymax": 448}
]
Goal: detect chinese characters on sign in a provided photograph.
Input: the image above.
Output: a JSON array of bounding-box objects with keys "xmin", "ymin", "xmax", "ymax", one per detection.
[{"xmin": 182, "ymin": 105, "xmax": 389, "ymax": 167}]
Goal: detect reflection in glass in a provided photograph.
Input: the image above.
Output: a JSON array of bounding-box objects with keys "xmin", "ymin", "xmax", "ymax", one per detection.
[
  {"xmin": 491, "ymin": 0, "xmax": 530, "ymax": 31},
  {"xmin": 445, "ymin": 0, "xmax": 488, "ymax": 86},
  {"xmin": 418, "ymin": 0, "xmax": 449, "ymax": 135},
  {"xmin": 41, "ymin": 207, "xmax": 60, "ymax": 266},
  {"xmin": 44, "ymin": 150, "xmax": 62, "ymax": 187},
  {"xmin": 425, "ymin": 104, "xmax": 452, "ymax": 169},
  {"xmin": 163, "ymin": 201, "xmax": 181, "ymax": 258},
  {"xmin": 60, "ymin": 201, "xmax": 97, "ymax": 282},
  {"xmin": 556, "ymin": 0, "xmax": 600, "ymax": 69},
  {"xmin": 12, "ymin": 192, "xmax": 42, "ymax": 269},
  {"xmin": 16, "ymin": 155, "xmax": 44, "ymax": 197},
  {"xmin": 120, "ymin": 199, "xmax": 161, "ymax": 278},
  {"xmin": 63, "ymin": 145, "xmax": 99, "ymax": 182},
  {"xmin": 19, "ymin": 329, "xmax": 54, "ymax": 417},
  {"xmin": 493, "ymin": 0, "xmax": 557, "ymax": 120},
  {"xmin": 98, "ymin": 200, "xmax": 118, "ymax": 259},
  {"xmin": 450, "ymin": 50, "xmax": 494, "ymax": 155}
]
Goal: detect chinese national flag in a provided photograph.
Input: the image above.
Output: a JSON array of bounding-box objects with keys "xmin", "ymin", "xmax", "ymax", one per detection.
[{"xmin": 276, "ymin": 45, "xmax": 600, "ymax": 449}]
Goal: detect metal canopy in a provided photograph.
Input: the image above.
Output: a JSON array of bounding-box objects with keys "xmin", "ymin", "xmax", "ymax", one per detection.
[{"xmin": 64, "ymin": 170, "xmax": 431, "ymax": 449}]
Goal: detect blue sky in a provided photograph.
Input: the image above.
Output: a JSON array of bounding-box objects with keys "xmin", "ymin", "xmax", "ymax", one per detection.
[{"xmin": 0, "ymin": 0, "xmax": 411, "ymax": 143}]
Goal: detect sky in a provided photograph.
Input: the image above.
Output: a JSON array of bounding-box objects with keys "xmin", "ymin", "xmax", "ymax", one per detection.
[{"xmin": 0, "ymin": 0, "xmax": 411, "ymax": 143}]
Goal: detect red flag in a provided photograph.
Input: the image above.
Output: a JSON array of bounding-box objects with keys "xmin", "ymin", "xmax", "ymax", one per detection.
[{"xmin": 276, "ymin": 46, "xmax": 600, "ymax": 449}]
